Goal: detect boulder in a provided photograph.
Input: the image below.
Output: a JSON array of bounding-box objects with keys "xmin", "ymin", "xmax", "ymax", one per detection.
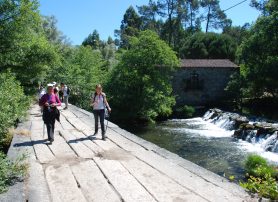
[
  {"xmin": 233, "ymin": 129, "xmax": 242, "ymax": 138},
  {"xmin": 234, "ymin": 116, "xmax": 249, "ymax": 129},
  {"xmin": 239, "ymin": 123, "xmax": 255, "ymax": 130}
]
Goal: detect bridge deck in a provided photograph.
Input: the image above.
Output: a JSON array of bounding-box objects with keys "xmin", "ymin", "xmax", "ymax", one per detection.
[{"xmin": 7, "ymin": 104, "xmax": 255, "ymax": 202}]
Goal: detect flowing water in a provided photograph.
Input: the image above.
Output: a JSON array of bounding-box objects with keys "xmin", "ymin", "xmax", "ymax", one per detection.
[{"xmin": 124, "ymin": 111, "xmax": 278, "ymax": 181}]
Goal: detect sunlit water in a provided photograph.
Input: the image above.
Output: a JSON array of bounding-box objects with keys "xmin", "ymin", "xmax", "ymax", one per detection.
[{"xmin": 124, "ymin": 117, "xmax": 278, "ymax": 181}]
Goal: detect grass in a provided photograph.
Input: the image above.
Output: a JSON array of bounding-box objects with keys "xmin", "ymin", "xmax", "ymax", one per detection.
[
  {"xmin": 0, "ymin": 152, "xmax": 28, "ymax": 193},
  {"xmin": 240, "ymin": 154, "xmax": 278, "ymax": 200}
]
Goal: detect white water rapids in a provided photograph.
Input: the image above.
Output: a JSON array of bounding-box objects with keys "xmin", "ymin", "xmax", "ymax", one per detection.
[{"xmin": 198, "ymin": 110, "xmax": 278, "ymax": 164}]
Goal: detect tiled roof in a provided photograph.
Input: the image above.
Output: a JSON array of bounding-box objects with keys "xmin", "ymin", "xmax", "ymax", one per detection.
[{"xmin": 180, "ymin": 59, "xmax": 238, "ymax": 68}]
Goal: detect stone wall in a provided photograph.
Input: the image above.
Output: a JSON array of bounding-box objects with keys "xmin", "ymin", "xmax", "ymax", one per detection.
[{"xmin": 173, "ymin": 67, "xmax": 238, "ymax": 106}]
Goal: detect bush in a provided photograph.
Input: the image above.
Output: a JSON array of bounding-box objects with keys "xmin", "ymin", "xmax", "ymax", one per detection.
[
  {"xmin": 245, "ymin": 154, "xmax": 277, "ymax": 178},
  {"xmin": 240, "ymin": 154, "xmax": 278, "ymax": 200},
  {"xmin": 175, "ymin": 105, "xmax": 196, "ymax": 118},
  {"xmin": 240, "ymin": 174, "xmax": 278, "ymax": 200},
  {"xmin": 0, "ymin": 152, "xmax": 28, "ymax": 193},
  {"xmin": 0, "ymin": 72, "xmax": 30, "ymax": 151}
]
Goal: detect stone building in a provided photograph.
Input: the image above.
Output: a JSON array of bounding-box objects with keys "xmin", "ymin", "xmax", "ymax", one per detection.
[{"xmin": 173, "ymin": 59, "xmax": 239, "ymax": 106}]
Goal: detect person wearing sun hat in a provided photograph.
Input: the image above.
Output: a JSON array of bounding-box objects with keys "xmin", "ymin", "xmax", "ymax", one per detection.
[{"xmin": 39, "ymin": 85, "xmax": 61, "ymax": 143}]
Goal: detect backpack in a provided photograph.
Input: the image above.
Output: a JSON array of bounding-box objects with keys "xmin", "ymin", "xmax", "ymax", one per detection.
[
  {"xmin": 92, "ymin": 93, "xmax": 109, "ymax": 118},
  {"xmin": 67, "ymin": 86, "xmax": 71, "ymax": 95}
]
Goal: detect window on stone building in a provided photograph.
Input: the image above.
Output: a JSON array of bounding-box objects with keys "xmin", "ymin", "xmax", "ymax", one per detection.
[{"xmin": 184, "ymin": 71, "xmax": 204, "ymax": 91}]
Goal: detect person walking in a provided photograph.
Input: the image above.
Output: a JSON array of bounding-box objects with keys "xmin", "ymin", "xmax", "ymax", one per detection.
[
  {"xmin": 91, "ymin": 84, "xmax": 111, "ymax": 141},
  {"xmin": 39, "ymin": 85, "xmax": 61, "ymax": 143},
  {"xmin": 61, "ymin": 83, "xmax": 69, "ymax": 110}
]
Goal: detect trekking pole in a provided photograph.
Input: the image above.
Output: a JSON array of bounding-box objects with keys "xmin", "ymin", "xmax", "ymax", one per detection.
[
  {"xmin": 105, "ymin": 110, "xmax": 110, "ymax": 132},
  {"xmin": 41, "ymin": 107, "xmax": 45, "ymax": 139}
]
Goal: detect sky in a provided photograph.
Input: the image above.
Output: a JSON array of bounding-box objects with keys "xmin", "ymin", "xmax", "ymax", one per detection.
[{"xmin": 39, "ymin": 0, "xmax": 261, "ymax": 45}]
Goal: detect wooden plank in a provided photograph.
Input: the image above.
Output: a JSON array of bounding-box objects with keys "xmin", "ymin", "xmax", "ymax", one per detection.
[
  {"xmin": 31, "ymin": 131, "xmax": 55, "ymax": 163},
  {"xmin": 47, "ymin": 132, "xmax": 77, "ymax": 158},
  {"xmin": 132, "ymin": 149, "xmax": 244, "ymax": 201},
  {"xmin": 109, "ymin": 128, "xmax": 251, "ymax": 201},
  {"xmin": 71, "ymin": 160, "xmax": 121, "ymax": 202},
  {"xmin": 59, "ymin": 130, "xmax": 94, "ymax": 159},
  {"xmin": 121, "ymin": 158, "xmax": 207, "ymax": 202},
  {"xmin": 59, "ymin": 116, "xmax": 75, "ymax": 130},
  {"xmin": 107, "ymin": 130, "xmax": 245, "ymax": 202},
  {"xmin": 28, "ymin": 161, "xmax": 51, "ymax": 202},
  {"xmin": 45, "ymin": 165, "xmax": 87, "ymax": 202},
  {"xmin": 70, "ymin": 130, "xmax": 103, "ymax": 154},
  {"xmin": 31, "ymin": 120, "xmax": 44, "ymax": 131},
  {"xmin": 90, "ymin": 133, "xmax": 207, "ymax": 201},
  {"xmin": 61, "ymin": 110, "xmax": 77, "ymax": 118},
  {"xmin": 54, "ymin": 121, "xmax": 64, "ymax": 132},
  {"xmin": 94, "ymin": 138, "xmax": 121, "ymax": 151},
  {"xmin": 67, "ymin": 117, "xmax": 91, "ymax": 131},
  {"xmin": 94, "ymin": 157, "xmax": 156, "ymax": 202}
]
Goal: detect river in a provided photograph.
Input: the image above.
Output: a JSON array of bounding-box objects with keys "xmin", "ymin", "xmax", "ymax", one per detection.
[{"xmin": 123, "ymin": 112, "xmax": 278, "ymax": 181}]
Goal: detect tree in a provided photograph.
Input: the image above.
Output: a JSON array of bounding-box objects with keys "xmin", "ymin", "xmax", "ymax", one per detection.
[
  {"xmin": 82, "ymin": 29, "xmax": 100, "ymax": 49},
  {"xmin": 107, "ymin": 30, "xmax": 179, "ymax": 122},
  {"xmin": 50, "ymin": 46, "xmax": 108, "ymax": 110},
  {"xmin": 42, "ymin": 15, "xmax": 70, "ymax": 45},
  {"xmin": 200, "ymin": 0, "xmax": 231, "ymax": 32},
  {"xmin": 157, "ymin": 0, "xmax": 177, "ymax": 45},
  {"xmin": 107, "ymin": 36, "xmax": 114, "ymax": 45},
  {"xmin": 223, "ymin": 23, "xmax": 250, "ymax": 45},
  {"xmin": 238, "ymin": 0, "xmax": 278, "ymax": 97},
  {"xmin": 0, "ymin": 0, "xmax": 59, "ymax": 87},
  {"xmin": 180, "ymin": 32, "xmax": 237, "ymax": 60},
  {"xmin": 251, "ymin": 0, "xmax": 277, "ymax": 15},
  {"xmin": 137, "ymin": 0, "xmax": 160, "ymax": 32},
  {"xmin": 114, "ymin": 6, "xmax": 142, "ymax": 48},
  {"xmin": 185, "ymin": 0, "xmax": 201, "ymax": 32}
]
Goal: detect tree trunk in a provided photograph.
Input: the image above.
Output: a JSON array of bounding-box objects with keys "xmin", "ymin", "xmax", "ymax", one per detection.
[
  {"xmin": 168, "ymin": 14, "xmax": 172, "ymax": 45},
  {"xmin": 205, "ymin": 5, "xmax": 211, "ymax": 33},
  {"xmin": 190, "ymin": 5, "xmax": 193, "ymax": 29}
]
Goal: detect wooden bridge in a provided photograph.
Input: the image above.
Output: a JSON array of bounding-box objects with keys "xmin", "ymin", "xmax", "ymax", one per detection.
[{"xmin": 1, "ymin": 104, "xmax": 256, "ymax": 202}]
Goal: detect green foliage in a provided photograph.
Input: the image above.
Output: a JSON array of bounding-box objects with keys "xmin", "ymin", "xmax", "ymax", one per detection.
[
  {"xmin": 240, "ymin": 174, "xmax": 278, "ymax": 200},
  {"xmin": 175, "ymin": 105, "xmax": 195, "ymax": 118},
  {"xmin": 180, "ymin": 32, "xmax": 237, "ymax": 60},
  {"xmin": 0, "ymin": 152, "xmax": 28, "ymax": 193},
  {"xmin": 107, "ymin": 30, "xmax": 179, "ymax": 122},
  {"xmin": 115, "ymin": 6, "xmax": 142, "ymax": 48},
  {"xmin": 245, "ymin": 154, "xmax": 277, "ymax": 178},
  {"xmin": 240, "ymin": 154, "xmax": 278, "ymax": 200},
  {"xmin": 0, "ymin": 72, "xmax": 30, "ymax": 151},
  {"xmin": 238, "ymin": 2, "xmax": 278, "ymax": 98},
  {"xmin": 200, "ymin": 0, "xmax": 231, "ymax": 33},
  {"xmin": 82, "ymin": 30, "xmax": 101, "ymax": 49},
  {"xmin": 222, "ymin": 24, "xmax": 251, "ymax": 45},
  {"xmin": 46, "ymin": 46, "xmax": 108, "ymax": 110},
  {"xmin": 0, "ymin": 0, "xmax": 60, "ymax": 87}
]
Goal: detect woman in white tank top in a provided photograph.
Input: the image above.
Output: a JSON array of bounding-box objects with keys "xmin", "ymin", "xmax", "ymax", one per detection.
[{"xmin": 91, "ymin": 84, "xmax": 111, "ymax": 140}]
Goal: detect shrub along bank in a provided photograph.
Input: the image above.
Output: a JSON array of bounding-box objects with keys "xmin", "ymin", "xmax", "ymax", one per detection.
[
  {"xmin": 240, "ymin": 154, "xmax": 278, "ymax": 200},
  {"xmin": 0, "ymin": 72, "xmax": 30, "ymax": 152}
]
